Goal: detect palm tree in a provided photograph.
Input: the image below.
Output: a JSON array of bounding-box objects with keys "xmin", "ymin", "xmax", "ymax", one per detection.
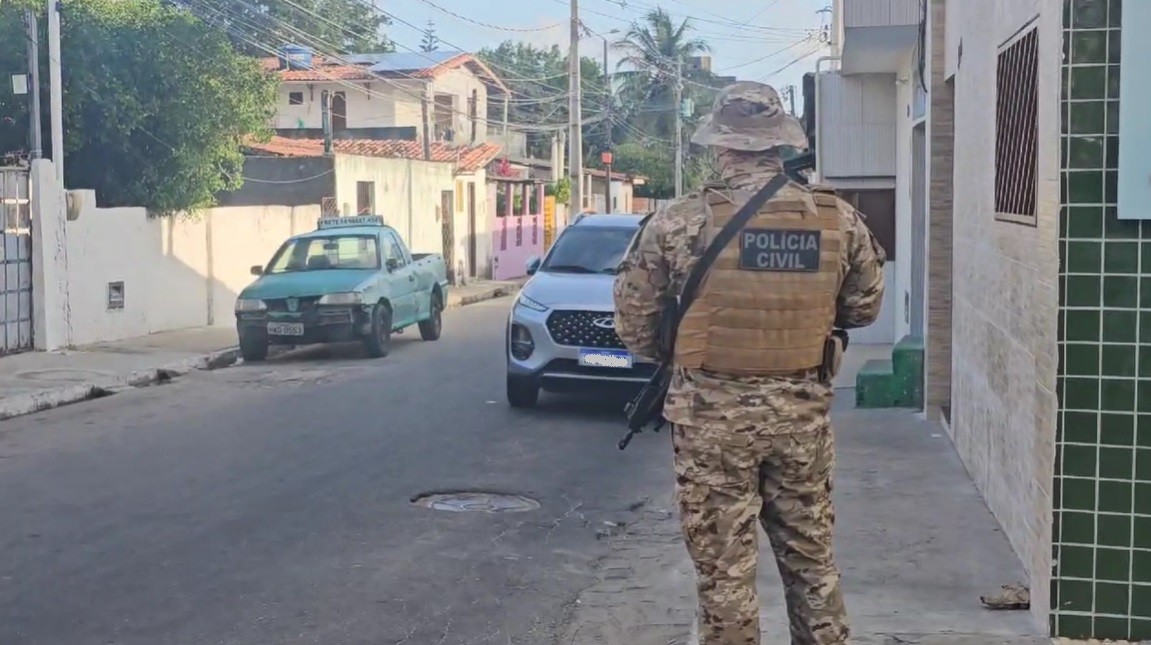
[{"xmin": 614, "ymin": 7, "xmax": 710, "ymax": 140}]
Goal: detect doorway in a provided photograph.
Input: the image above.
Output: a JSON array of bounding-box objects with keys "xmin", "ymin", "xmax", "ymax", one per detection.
[
  {"xmin": 331, "ymin": 91, "xmax": 347, "ymax": 130},
  {"xmin": 440, "ymin": 190, "xmax": 456, "ymax": 284},
  {"xmin": 466, "ymin": 182, "xmax": 478, "ymax": 278}
]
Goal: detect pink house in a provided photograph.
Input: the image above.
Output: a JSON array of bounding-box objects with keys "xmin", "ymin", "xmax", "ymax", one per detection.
[{"xmin": 487, "ymin": 169, "xmax": 546, "ymax": 281}]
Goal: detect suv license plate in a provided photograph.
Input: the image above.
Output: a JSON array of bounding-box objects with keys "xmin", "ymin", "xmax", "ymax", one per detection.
[
  {"xmin": 267, "ymin": 322, "xmax": 305, "ymax": 336},
  {"xmin": 578, "ymin": 348, "xmax": 633, "ymax": 369}
]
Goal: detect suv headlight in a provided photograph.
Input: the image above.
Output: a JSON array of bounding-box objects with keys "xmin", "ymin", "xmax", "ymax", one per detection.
[
  {"xmin": 515, "ymin": 294, "xmax": 548, "ymax": 312},
  {"xmin": 318, "ymin": 292, "xmax": 364, "ymax": 305},
  {"xmin": 235, "ymin": 298, "xmax": 266, "ymax": 313}
]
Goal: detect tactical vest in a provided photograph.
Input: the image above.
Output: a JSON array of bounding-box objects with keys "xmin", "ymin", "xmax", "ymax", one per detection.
[{"xmin": 673, "ymin": 183, "xmax": 845, "ymax": 376}]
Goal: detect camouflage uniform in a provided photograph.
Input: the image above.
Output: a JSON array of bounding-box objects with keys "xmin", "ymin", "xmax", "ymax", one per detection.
[{"xmin": 613, "ymin": 82, "xmax": 886, "ymax": 645}]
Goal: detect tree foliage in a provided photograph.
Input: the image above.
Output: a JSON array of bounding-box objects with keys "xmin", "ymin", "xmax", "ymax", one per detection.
[
  {"xmin": 477, "ymin": 41, "xmax": 607, "ymax": 159},
  {"xmin": 420, "ymin": 20, "xmax": 439, "ymax": 53},
  {"xmin": 180, "ymin": 0, "xmax": 392, "ymax": 55},
  {"xmin": 0, "ymin": 0, "xmax": 277, "ymax": 214}
]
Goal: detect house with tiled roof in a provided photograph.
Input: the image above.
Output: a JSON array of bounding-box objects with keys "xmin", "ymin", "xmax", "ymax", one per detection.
[
  {"xmin": 240, "ymin": 134, "xmax": 503, "ymax": 283},
  {"xmin": 262, "ymin": 47, "xmax": 510, "ymax": 148}
]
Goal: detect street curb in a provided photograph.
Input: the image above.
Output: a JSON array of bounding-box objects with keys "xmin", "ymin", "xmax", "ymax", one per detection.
[{"xmin": 0, "ymin": 280, "xmax": 527, "ymax": 423}]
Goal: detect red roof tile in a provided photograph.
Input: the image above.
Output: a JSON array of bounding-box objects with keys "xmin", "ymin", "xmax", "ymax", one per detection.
[
  {"xmin": 257, "ymin": 53, "xmax": 508, "ymax": 91},
  {"xmin": 245, "ymin": 136, "xmax": 502, "ymax": 173}
]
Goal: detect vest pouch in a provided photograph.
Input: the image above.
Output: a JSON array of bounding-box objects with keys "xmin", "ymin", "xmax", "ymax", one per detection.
[{"xmin": 820, "ymin": 333, "xmax": 847, "ymax": 383}]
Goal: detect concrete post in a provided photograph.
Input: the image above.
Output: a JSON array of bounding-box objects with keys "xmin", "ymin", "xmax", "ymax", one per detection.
[{"xmin": 30, "ymin": 159, "xmax": 70, "ymax": 350}]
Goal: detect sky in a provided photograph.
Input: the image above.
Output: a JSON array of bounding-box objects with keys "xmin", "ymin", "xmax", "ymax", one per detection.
[{"xmin": 380, "ymin": 0, "xmax": 833, "ymax": 105}]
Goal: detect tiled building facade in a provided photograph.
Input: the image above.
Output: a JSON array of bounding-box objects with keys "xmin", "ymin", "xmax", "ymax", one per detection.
[{"xmin": 1053, "ymin": 0, "xmax": 1151, "ymax": 639}]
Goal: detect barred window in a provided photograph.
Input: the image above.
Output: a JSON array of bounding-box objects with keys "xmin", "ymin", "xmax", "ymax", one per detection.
[{"xmin": 994, "ymin": 26, "xmax": 1039, "ymax": 225}]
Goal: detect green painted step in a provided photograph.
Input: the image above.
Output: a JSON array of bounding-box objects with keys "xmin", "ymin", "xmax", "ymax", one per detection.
[
  {"xmin": 856, "ymin": 359, "xmax": 897, "ymax": 408},
  {"xmin": 892, "ymin": 335, "xmax": 925, "ymax": 409},
  {"xmin": 853, "ymin": 334, "xmax": 924, "ymax": 409}
]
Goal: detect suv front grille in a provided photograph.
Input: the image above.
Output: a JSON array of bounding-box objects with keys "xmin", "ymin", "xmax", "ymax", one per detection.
[
  {"xmin": 265, "ymin": 296, "xmax": 321, "ymax": 313},
  {"xmin": 546, "ymin": 310, "xmax": 626, "ymax": 349}
]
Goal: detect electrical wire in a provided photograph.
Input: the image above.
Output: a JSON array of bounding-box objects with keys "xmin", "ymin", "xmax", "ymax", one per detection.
[{"xmin": 415, "ymin": 0, "xmax": 564, "ymax": 32}]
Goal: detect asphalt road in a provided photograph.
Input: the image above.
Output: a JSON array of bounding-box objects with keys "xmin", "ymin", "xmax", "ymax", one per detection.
[{"xmin": 0, "ymin": 298, "xmax": 677, "ymax": 645}]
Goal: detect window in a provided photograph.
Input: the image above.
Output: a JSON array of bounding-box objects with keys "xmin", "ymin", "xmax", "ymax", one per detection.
[
  {"xmin": 265, "ymin": 235, "xmax": 380, "ymax": 273},
  {"xmin": 356, "ymin": 181, "xmax": 375, "ymax": 214},
  {"xmin": 384, "ymin": 231, "xmax": 406, "ymax": 266},
  {"xmin": 541, "ymin": 226, "xmax": 638, "ymax": 275},
  {"xmin": 994, "ymin": 25, "xmax": 1039, "ymax": 225},
  {"xmin": 288, "ymin": 91, "xmax": 304, "ymax": 105}
]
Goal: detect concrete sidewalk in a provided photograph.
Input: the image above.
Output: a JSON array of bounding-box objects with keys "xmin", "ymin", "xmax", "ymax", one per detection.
[
  {"xmin": 563, "ymin": 401, "xmax": 1051, "ymax": 644},
  {"xmin": 0, "ymin": 279, "xmax": 524, "ymax": 422}
]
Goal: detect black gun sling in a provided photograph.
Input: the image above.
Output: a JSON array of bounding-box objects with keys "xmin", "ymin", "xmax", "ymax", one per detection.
[{"xmin": 618, "ymin": 173, "xmax": 792, "ymax": 450}]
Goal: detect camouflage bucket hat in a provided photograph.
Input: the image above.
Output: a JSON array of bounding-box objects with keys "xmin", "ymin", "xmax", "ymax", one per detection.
[{"xmin": 691, "ymin": 81, "xmax": 809, "ymax": 152}]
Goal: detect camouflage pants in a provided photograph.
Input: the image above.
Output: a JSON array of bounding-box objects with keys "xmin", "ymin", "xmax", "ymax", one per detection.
[{"xmin": 673, "ymin": 422, "xmax": 848, "ymax": 645}]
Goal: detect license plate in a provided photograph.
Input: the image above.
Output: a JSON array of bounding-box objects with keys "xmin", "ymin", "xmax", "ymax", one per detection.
[
  {"xmin": 578, "ymin": 348, "xmax": 633, "ymax": 369},
  {"xmin": 267, "ymin": 322, "xmax": 305, "ymax": 336}
]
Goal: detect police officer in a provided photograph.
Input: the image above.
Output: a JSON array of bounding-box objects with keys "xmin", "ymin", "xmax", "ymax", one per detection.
[{"xmin": 612, "ymin": 81, "xmax": 886, "ymax": 645}]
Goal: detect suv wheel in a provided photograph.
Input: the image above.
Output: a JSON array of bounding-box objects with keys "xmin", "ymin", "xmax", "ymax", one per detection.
[{"xmin": 506, "ymin": 374, "xmax": 539, "ymax": 408}]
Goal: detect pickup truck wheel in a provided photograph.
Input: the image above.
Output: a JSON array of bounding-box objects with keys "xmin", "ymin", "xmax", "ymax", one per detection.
[
  {"xmin": 239, "ymin": 335, "xmax": 268, "ymax": 362},
  {"xmin": 364, "ymin": 304, "xmax": 392, "ymax": 358},
  {"xmin": 506, "ymin": 374, "xmax": 539, "ymax": 408},
  {"xmin": 418, "ymin": 292, "xmax": 443, "ymax": 341}
]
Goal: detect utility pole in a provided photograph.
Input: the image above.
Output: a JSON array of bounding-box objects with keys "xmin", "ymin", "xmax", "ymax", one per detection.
[
  {"xmin": 673, "ymin": 57, "xmax": 683, "ymax": 198},
  {"xmin": 47, "ymin": 0, "xmax": 63, "ymax": 184},
  {"xmin": 321, "ymin": 90, "xmax": 334, "ymax": 155},
  {"xmin": 782, "ymin": 85, "xmax": 797, "ymax": 117},
  {"xmin": 568, "ymin": 0, "xmax": 582, "ymax": 214},
  {"xmin": 24, "ymin": 9, "xmax": 42, "ymax": 159},
  {"xmin": 602, "ymin": 37, "xmax": 611, "ymax": 213}
]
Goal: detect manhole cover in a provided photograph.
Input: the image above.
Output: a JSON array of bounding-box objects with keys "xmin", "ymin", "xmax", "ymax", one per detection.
[{"xmin": 412, "ymin": 492, "xmax": 540, "ymax": 513}]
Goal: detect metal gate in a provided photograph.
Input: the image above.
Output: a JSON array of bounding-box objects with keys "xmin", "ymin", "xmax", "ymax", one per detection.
[{"xmin": 1, "ymin": 167, "xmax": 33, "ymax": 354}]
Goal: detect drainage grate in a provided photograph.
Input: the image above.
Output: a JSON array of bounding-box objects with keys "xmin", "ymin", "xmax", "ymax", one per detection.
[{"xmin": 411, "ymin": 492, "xmax": 540, "ymax": 513}]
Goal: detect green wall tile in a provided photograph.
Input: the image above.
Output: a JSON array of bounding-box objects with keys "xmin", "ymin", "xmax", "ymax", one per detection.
[
  {"xmin": 1096, "ymin": 547, "xmax": 1132, "ymax": 581},
  {"xmin": 1106, "ymin": 206, "xmax": 1138, "ymax": 237},
  {"xmin": 1093, "ymin": 616, "xmax": 1133, "ymax": 640},
  {"xmin": 1100, "ymin": 446, "xmax": 1134, "ymax": 479},
  {"xmin": 1095, "ymin": 582, "xmax": 1131, "ymax": 615},
  {"xmin": 1103, "ymin": 275, "xmax": 1137, "ymax": 307},
  {"xmin": 1072, "ymin": 32, "xmax": 1108, "ymax": 62},
  {"xmin": 1102, "ymin": 310, "xmax": 1134, "ymax": 343},
  {"xmin": 1056, "ymin": 613, "xmax": 1093, "ymax": 639},
  {"xmin": 1057, "ymin": 579, "xmax": 1094, "ymax": 612},
  {"xmin": 1104, "ymin": 242, "xmax": 1139, "ymax": 272},
  {"xmin": 1136, "ymin": 448, "xmax": 1151, "ymax": 479},
  {"xmin": 1061, "ymin": 544, "xmax": 1096, "ymax": 578},
  {"xmin": 1069, "ymin": 310, "xmax": 1102, "ymax": 340},
  {"xmin": 1065, "ymin": 411, "xmax": 1101, "ymax": 443},
  {"xmin": 1068, "ymin": 170, "xmax": 1105, "ymax": 202},
  {"xmin": 1136, "ymin": 482, "xmax": 1151, "ymax": 513},
  {"xmin": 1065, "ymin": 377, "xmax": 1101, "ymax": 409},
  {"xmin": 1098, "ymin": 480, "xmax": 1132, "ymax": 512},
  {"xmin": 1098, "ymin": 513, "xmax": 1132, "ymax": 547},
  {"xmin": 1134, "ymin": 515, "xmax": 1151, "ymax": 549},
  {"xmin": 1063, "ymin": 444, "xmax": 1099, "ymax": 477},
  {"xmin": 1134, "ymin": 550, "xmax": 1151, "ymax": 583},
  {"xmin": 1101, "ymin": 379, "xmax": 1135, "ymax": 410},
  {"xmin": 1102, "ymin": 345, "xmax": 1137, "ymax": 376},
  {"xmin": 1068, "ymin": 205, "xmax": 1104, "ymax": 237},
  {"xmin": 1101, "ymin": 413, "xmax": 1134, "ymax": 444},
  {"xmin": 1061, "ymin": 510, "xmax": 1098, "ymax": 543},
  {"xmin": 1066, "ymin": 344, "xmax": 1101, "ymax": 376},
  {"xmin": 1063, "ymin": 477, "xmax": 1098, "ymax": 511},
  {"xmin": 1067, "ymin": 275, "xmax": 1103, "ymax": 306},
  {"xmin": 1134, "ymin": 585, "xmax": 1151, "ymax": 619},
  {"xmin": 1072, "ymin": 0, "xmax": 1108, "ymax": 28}
]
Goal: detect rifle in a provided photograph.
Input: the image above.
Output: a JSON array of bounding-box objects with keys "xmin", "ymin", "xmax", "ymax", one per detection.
[
  {"xmin": 619, "ymin": 172, "xmax": 794, "ymax": 450},
  {"xmin": 783, "ymin": 150, "xmax": 816, "ymax": 185}
]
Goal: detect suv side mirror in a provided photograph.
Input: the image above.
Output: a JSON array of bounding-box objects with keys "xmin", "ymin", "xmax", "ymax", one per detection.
[
  {"xmin": 250, "ymin": 265, "xmax": 263, "ymax": 276},
  {"xmin": 525, "ymin": 256, "xmax": 541, "ymax": 275},
  {"xmin": 386, "ymin": 258, "xmax": 400, "ymax": 271}
]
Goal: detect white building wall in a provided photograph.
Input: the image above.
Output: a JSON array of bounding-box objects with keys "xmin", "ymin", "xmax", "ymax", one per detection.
[
  {"xmin": 945, "ymin": 0, "xmax": 1061, "ymax": 626},
  {"xmin": 893, "ymin": 52, "xmax": 915, "ymax": 343},
  {"xmin": 30, "ymin": 161, "xmax": 324, "ymax": 348},
  {"xmin": 332, "ymin": 155, "xmax": 491, "ymax": 278},
  {"xmin": 273, "ymin": 69, "xmax": 490, "ymax": 144}
]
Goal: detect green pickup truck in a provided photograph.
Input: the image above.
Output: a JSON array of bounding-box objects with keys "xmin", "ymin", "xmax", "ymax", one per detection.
[{"xmin": 234, "ymin": 216, "xmax": 449, "ymax": 360}]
